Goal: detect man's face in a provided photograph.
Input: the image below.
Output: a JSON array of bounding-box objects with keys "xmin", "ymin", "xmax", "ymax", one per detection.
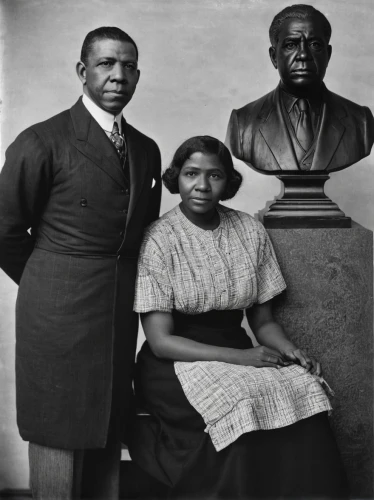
[
  {"xmin": 269, "ymin": 15, "xmax": 332, "ymax": 94},
  {"xmin": 77, "ymin": 38, "xmax": 140, "ymax": 115}
]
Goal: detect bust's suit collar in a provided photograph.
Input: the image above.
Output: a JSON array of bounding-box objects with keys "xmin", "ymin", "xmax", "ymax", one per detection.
[
  {"xmin": 258, "ymin": 86, "xmax": 299, "ymax": 170},
  {"xmin": 311, "ymin": 85, "xmax": 346, "ymax": 171},
  {"xmin": 258, "ymin": 83, "xmax": 346, "ymax": 171}
]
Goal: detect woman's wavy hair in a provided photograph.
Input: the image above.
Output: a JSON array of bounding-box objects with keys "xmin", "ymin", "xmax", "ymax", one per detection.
[{"xmin": 162, "ymin": 136, "xmax": 242, "ymax": 201}]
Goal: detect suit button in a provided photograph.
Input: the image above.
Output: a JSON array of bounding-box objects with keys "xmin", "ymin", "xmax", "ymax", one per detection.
[
  {"xmin": 120, "ymin": 231, "xmax": 125, "ymax": 237},
  {"xmin": 123, "ymin": 208, "xmax": 128, "ymax": 215},
  {"xmin": 80, "ymin": 198, "xmax": 87, "ymax": 207},
  {"xmin": 125, "ymin": 188, "xmax": 129, "ymax": 195}
]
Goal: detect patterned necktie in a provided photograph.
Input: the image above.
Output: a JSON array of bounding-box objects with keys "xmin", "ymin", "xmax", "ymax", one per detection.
[
  {"xmin": 296, "ymin": 98, "xmax": 314, "ymax": 152},
  {"xmin": 110, "ymin": 121, "xmax": 127, "ymax": 169}
]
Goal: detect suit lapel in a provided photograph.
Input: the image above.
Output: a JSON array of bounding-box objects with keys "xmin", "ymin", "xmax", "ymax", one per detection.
[
  {"xmin": 70, "ymin": 97, "xmax": 126, "ymax": 187},
  {"xmin": 259, "ymin": 86, "xmax": 299, "ymax": 171},
  {"xmin": 125, "ymin": 122, "xmax": 148, "ymax": 222},
  {"xmin": 311, "ymin": 89, "xmax": 346, "ymax": 171}
]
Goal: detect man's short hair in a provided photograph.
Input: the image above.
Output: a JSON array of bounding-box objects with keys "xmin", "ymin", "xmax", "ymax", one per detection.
[
  {"xmin": 269, "ymin": 4, "xmax": 332, "ymax": 47},
  {"xmin": 80, "ymin": 27, "xmax": 138, "ymax": 65}
]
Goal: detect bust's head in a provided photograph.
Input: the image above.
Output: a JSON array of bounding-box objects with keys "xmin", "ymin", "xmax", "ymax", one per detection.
[{"xmin": 268, "ymin": 5, "xmax": 332, "ymax": 96}]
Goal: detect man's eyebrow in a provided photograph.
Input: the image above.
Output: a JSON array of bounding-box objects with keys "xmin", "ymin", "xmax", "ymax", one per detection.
[
  {"xmin": 98, "ymin": 57, "xmax": 138, "ymax": 64},
  {"xmin": 283, "ymin": 34, "xmax": 324, "ymax": 42},
  {"xmin": 307, "ymin": 35, "xmax": 324, "ymax": 41},
  {"xmin": 283, "ymin": 35, "xmax": 302, "ymax": 41}
]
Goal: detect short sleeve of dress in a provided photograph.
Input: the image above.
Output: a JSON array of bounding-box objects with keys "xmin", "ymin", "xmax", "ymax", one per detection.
[
  {"xmin": 134, "ymin": 231, "xmax": 174, "ymax": 313},
  {"xmin": 256, "ymin": 223, "xmax": 286, "ymax": 304}
]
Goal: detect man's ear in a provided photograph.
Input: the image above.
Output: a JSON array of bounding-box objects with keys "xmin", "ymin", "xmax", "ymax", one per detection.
[
  {"xmin": 76, "ymin": 61, "xmax": 87, "ymax": 85},
  {"xmin": 136, "ymin": 69, "xmax": 140, "ymax": 85},
  {"xmin": 269, "ymin": 46, "xmax": 277, "ymax": 69},
  {"xmin": 327, "ymin": 44, "xmax": 332, "ymax": 64}
]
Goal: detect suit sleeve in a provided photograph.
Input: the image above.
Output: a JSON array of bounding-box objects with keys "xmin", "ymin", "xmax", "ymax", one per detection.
[
  {"xmin": 225, "ymin": 109, "xmax": 242, "ymax": 160},
  {"xmin": 144, "ymin": 140, "xmax": 162, "ymax": 227},
  {"xmin": 0, "ymin": 128, "xmax": 53, "ymax": 284},
  {"xmin": 363, "ymin": 106, "xmax": 374, "ymax": 156}
]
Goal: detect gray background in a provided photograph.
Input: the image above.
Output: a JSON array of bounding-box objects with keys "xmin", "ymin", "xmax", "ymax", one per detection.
[{"xmin": 0, "ymin": 0, "xmax": 373, "ymax": 489}]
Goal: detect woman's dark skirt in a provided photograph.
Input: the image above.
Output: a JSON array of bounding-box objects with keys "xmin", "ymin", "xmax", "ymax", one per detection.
[{"xmin": 129, "ymin": 310, "xmax": 348, "ymax": 499}]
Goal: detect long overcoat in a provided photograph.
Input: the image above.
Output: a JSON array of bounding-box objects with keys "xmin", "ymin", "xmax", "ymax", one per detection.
[{"xmin": 0, "ymin": 97, "xmax": 161, "ymax": 449}]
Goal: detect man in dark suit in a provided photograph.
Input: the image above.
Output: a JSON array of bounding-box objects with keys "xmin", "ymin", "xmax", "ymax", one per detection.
[
  {"xmin": 0, "ymin": 27, "xmax": 161, "ymax": 498},
  {"xmin": 226, "ymin": 4, "xmax": 374, "ymax": 173}
]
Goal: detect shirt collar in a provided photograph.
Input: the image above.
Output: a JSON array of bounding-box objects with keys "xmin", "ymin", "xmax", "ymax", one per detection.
[
  {"xmin": 82, "ymin": 93, "xmax": 123, "ymax": 134},
  {"xmin": 280, "ymin": 88, "xmax": 299, "ymax": 114},
  {"xmin": 280, "ymin": 84, "xmax": 323, "ymax": 114}
]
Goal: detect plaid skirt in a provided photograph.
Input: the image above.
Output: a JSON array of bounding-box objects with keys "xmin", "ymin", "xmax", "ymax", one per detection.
[
  {"xmin": 129, "ymin": 309, "xmax": 348, "ymax": 499},
  {"xmin": 174, "ymin": 360, "xmax": 332, "ymax": 451}
]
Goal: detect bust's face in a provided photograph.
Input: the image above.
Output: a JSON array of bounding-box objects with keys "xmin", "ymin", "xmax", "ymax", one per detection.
[{"xmin": 269, "ymin": 15, "xmax": 332, "ymax": 95}]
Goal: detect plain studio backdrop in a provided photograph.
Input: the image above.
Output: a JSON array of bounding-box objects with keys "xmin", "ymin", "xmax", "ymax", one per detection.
[{"xmin": 0, "ymin": 0, "xmax": 373, "ymax": 489}]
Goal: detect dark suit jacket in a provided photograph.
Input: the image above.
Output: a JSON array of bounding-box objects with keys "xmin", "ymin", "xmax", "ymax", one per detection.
[
  {"xmin": 0, "ymin": 97, "xmax": 162, "ymax": 448},
  {"xmin": 226, "ymin": 84, "xmax": 374, "ymax": 174}
]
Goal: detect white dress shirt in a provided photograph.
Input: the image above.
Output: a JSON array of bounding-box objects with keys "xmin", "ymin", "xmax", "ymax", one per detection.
[{"xmin": 82, "ymin": 93, "xmax": 123, "ymax": 137}]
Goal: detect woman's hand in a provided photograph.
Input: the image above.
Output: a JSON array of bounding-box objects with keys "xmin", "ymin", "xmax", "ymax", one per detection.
[
  {"xmin": 236, "ymin": 346, "xmax": 288, "ymax": 368},
  {"xmin": 281, "ymin": 348, "xmax": 322, "ymax": 376},
  {"xmin": 245, "ymin": 301, "xmax": 322, "ymax": 376}
]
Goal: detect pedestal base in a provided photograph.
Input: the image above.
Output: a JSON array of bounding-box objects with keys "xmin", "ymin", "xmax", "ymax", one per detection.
[
  {"xmin": 263, "ymin": 174, "xmax": 351, "ymax": 228},
  {"xmin": 267, "ymin": 222, "xmax": 373, "ymax": 497}
]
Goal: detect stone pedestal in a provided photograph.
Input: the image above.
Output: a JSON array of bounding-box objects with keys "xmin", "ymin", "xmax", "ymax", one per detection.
[
  {"xmin": 267, "ymin": 222, "xmax": 373, "ymax": 498},
  {"xmin": 263, "ymin": 174, "xmax": 351, "ymax": 229}
]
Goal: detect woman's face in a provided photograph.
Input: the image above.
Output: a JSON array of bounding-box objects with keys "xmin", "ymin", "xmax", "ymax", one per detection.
[{"xmin": 178, "ymin": 152, "xmax": 227, "ymax": 218}]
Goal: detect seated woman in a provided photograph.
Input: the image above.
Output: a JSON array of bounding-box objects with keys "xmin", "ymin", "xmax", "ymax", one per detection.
[{"xmin": 129, "ymin": 136, "xmax": 348, "ymax": 499}]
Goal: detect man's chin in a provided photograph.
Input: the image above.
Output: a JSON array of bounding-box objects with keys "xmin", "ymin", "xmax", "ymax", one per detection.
[{"xmin": 102, "ymin": 98, "xmax": 131, "ymax": 115}]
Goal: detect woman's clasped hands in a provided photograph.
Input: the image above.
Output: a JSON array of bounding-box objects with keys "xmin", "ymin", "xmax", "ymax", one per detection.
[{"xmin": 236, "ymin": 346, "xmax": 321, "ymax": 375}]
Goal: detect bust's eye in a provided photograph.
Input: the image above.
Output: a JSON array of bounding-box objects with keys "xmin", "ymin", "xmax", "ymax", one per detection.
[
  {"xmin": 100, "ymin": 61, "xmax": 113, "ymax": 67},
  {"xmin": 310, "ymin": 41, "xmax": 322, "ymax": 50},
  {"xmin": 285, "ymin": 41, "xmax": 296, "ymax": 49}
]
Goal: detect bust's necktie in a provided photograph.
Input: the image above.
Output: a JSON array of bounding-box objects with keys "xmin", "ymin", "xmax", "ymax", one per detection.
[
  {"xmin": 296, "ymin": 98, "xmax": 314, "ymax": 152},
  {"xmin": 110, "ymin": 121, "xmax": 128, "ymax": 170}
]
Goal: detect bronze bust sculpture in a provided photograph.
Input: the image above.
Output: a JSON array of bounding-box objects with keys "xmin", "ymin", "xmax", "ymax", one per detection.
[{"xmin": 226, "ymin": 4, "xmax": 374, "ymax": 174}]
